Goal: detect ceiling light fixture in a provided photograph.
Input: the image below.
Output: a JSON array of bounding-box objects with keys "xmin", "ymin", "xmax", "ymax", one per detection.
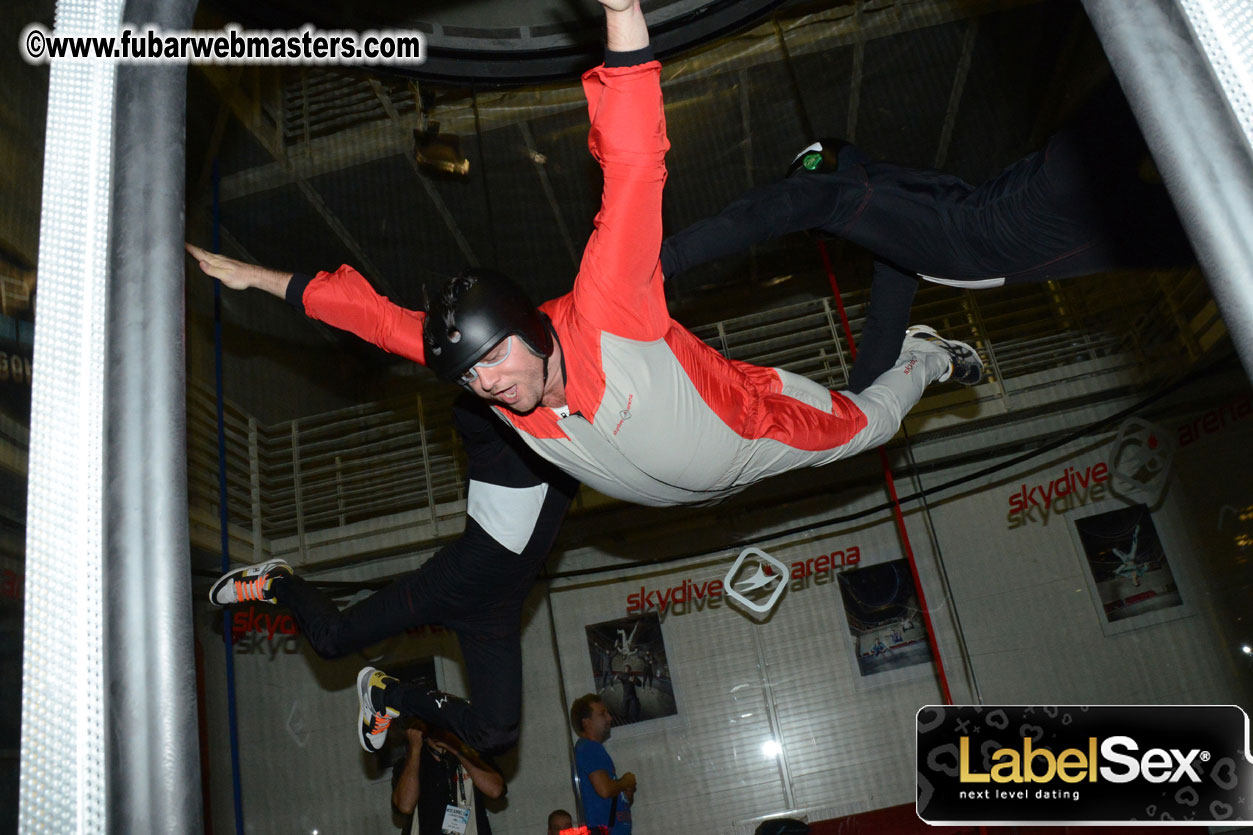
[{"xmin": 414, "ymin": 124, "xmax": 470, "ymax": 176}]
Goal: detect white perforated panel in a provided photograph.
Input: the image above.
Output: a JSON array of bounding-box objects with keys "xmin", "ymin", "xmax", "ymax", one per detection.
[
  {"xmin": 19, "ymin": 1, "xmax": 124, "ymax": 832},
  {"xmin": 1177, "ymin": 0, "xmax": 1253, "ymax": 151}
]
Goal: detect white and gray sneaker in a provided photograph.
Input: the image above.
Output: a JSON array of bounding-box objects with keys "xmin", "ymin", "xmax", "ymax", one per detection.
[
  {"xmin": 905, "ymin": 325, "xmax": 984, "ymax": 386},
  {"xmin": 209, "ymin": 560, "xmax": 292, "ymax": 607},
  {"xmin": 357, "ymin": 666, "xmax": 400, "ymax": 753}
]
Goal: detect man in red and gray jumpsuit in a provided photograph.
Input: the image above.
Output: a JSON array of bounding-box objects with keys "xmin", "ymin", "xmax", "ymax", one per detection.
[
  {"xmin": 192, "ymin": 0, "xmax": 976, "ymax": 756},
  {"xmin": 196, "ymin": 36, "xmax": 977, "ymax": 509}
]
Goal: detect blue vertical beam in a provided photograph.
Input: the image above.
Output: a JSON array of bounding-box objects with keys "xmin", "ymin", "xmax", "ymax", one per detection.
[{"xmin": 213, "ymin": 158, "xmax": 247, "ymax": 835}]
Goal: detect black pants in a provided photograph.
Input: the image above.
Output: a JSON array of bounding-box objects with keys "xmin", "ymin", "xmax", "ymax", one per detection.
[
  {"xmin": 273, "ymin": 559, "xmax": 529, "ymax": 754},
  {"xmin": 623, "ymin": 694, "xmax": 641, "ymax": 723},
  {"xmin": 661, "ymin": 85, "xmax": 1192, "ymax": 390}
]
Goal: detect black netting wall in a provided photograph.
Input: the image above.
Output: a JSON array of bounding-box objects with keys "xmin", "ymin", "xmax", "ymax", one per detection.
[{"xmin": 177, "ymin": 4, "xmax": 1251, "ymax": 832}]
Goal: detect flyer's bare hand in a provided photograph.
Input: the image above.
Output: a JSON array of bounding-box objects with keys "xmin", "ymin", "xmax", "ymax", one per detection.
[
  {"xmin": 185, "ymin": 242, "xmax": 293, "ymax": 299},
  {"xmin": 599, "ymin": 0, "xmax": 647, "ymax": 51}
]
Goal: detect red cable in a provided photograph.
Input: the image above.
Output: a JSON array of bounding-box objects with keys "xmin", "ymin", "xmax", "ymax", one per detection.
[
  {"xmin": 817, "ymin": 241, "xmax": 858, "ymax": 351},
  {"xmin": 816, "ymin": 239, "xmax": 954, "ymax": 706}
]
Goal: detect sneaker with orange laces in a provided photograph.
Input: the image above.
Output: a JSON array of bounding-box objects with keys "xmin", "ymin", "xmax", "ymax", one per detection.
[
  {"xmin": 357, "ymin": 666, "xmax": 400, "ymax": 753},
  {"xmin": 208, "ymin": 560, "xmax": 292, "ymax": 607}
]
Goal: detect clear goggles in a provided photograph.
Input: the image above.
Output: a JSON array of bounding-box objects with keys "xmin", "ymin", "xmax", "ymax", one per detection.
[{"xmin": 456, "ymin": 335, "xmax": 513, "ymax": 385}]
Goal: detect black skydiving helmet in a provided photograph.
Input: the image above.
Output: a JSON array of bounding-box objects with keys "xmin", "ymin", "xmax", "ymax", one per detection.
[{"xmin": 422, "ymin": 268, "xmax": 553, "ymax": 385}]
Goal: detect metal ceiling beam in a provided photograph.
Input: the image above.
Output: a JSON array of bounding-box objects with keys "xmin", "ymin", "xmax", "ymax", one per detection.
[
  {"xmin": 217, "ymin": 223, "xmax": 345, "ymax": 346},
  {"xmin": 846, "ymin": 0, "xmax": 865, "ymax": 141},
  {"xmin": 933, "ymin": 16, "xmax": 978, "ymax": 169},
  {"xmin": 367, "ymin": 78, "xmax": 479, "ymax": 268},
  {"xmin": 194, "ymin": 68, "xmax": 241, "ymax": 195},
  {"xmin": 518, "ymin": 121, "xmax": 579, "ymax": 269},
  {"xmin": 738, "ymin": 67, "xmax": 760, "ymax": 286},
  {"xmin": 196, "ymin": 65, "xmax": 397, "ymax": 296},
  {"xmin": 216, "ymin": 0, "xmax": 1047, "ymax": 203},
  {"xmin": 291, "ymin": 177, "xmax": 395, "ymax": 294},
  {"xmin": 1027, "ymin": 3, "xmax": 1106, "ymax": 149},
  {"xmin": 218, "ymin": 224, "xmax": 260, "ymax": 265}
]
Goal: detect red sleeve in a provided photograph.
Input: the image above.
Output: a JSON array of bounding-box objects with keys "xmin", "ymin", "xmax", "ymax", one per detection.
[
  {"xmin": 301, "ymin": 264, "xmax": 428, "ymax": 365},
  {"xmin": 572, "ymin": 61, "xmax": 670, "ymax": 341}
]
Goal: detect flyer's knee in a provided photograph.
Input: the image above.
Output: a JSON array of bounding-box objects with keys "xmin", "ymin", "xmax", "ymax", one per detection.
[{"xmin": 471, "ymin": 720, "xmax": 519, "ymax": 755}]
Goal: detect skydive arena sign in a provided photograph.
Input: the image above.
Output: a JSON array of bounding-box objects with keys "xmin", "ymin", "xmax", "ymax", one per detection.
[{"xmin": 917, "ymin": 705, "xmax": 1253, "ymax": 824}]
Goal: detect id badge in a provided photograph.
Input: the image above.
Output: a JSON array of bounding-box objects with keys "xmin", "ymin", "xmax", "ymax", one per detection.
[{"xmin": 441, "ymin": 804, "xmax": 471, "ymax": 835}]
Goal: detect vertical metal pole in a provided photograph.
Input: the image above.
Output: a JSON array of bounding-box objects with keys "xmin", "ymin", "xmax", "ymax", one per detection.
[
  {"xmin": 248, "ymin": 416, "xmax": 263, "ymax": 561},
  {"xmin": 960, "ymin": 292, "xmax": 1006, "ymax": 403},
  {"xmin": 750, "ymin": 626, "xmax": 796, "ymax": 810},
  {"xmin": 104, "ymin": 0, "xmax": 202, "ymax": 832},
  {"xmin": 416, "ymin": 395, "xmax": 438, "ymax": 521},
  {"xmin": 1082, "ymin": 0, "xmax": 1253, "ymax": 386},
  {"xmin": 772, "ymin": 15, "xmax": 815, "ymax": 139},
  {"xmin": 737, "ymin": 68, "xmax": 759, "ymax": 285},
  {"xmin": 933, "ymin": 18, "xmax": 979, "ymax": 170},
  {"xmin": 543, "ymin": 585, "xmax": 584, "ymax": 824},
  {"xmin": 334, "ymin": 455, "xmax": 347, "ymax": 526},
  {"xmin": 472, "ymin": 90, "xmax": 500, "ymax": 268},
  {"xmin": 715, "ymin": 322, "xmax": 731, "ymax": 358},
  {"xmin": 519, "ymin": 121, "xmax": 579, "ymax": 269},
  {"xmin": 846, "ymin": 1, "xmax": 865, "ymax": 143},
  {"xmin": 291, "ymin": 420, "xmax": 306, "ymax": 558},
  {"xmin": 820, "ymin": 297, "xmax": 852, "ymax": 385}
]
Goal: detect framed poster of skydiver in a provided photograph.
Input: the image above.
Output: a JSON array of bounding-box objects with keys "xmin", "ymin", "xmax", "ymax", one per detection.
[
  {"xmin": 835, "ymin": 558, "xmax": 934, "ymax": 687},
  {"xmin": 1070, "ymin": 503, "xmax": 1189, "ymax": 636},
  {"xmin": 584, "ymin": 612, "xmax": 678, "ymax": 728}
]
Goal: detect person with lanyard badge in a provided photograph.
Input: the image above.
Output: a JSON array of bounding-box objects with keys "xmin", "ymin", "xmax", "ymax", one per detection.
[{"xmin": 391, "ymin": 720, "xmax": 504, "ymax": 835}]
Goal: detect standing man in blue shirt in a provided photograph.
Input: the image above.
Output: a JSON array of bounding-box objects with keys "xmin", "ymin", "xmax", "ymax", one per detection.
[{"xmin": 571, "ymin": 694, "xmax": 636, "ymax": 835}]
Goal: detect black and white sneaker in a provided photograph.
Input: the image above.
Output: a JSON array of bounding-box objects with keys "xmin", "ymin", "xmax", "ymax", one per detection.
[
  {"xmin": 357, "ymin": 666, "xmax": 400, "ymax": 753},
  {"xmin": 209, "ymin": 560, "xmax": 292, "ymax": 607},
  {"xmin": 905, "ymin": 325, "xmax": 984, "ymax": 386}
]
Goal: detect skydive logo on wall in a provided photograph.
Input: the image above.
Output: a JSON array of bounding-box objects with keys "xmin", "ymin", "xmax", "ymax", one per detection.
[
  {"xmin": 917, "ymin": 705, "xmax": 1253, "ymax": 824},
  {"xmin": 231, "ymin": 606, "xmax": 300, "ymax": 659},
  {"xmin": 1007, "ymin": 462, "xmax": 1109, "ymax": 527},
  {"xmin": 624, "ymin": 544, "xmax": 860, "ymax": 616},
  {"xmin": 1107, "ymin": 417, "xmax": 1176, "ymax": 508}
]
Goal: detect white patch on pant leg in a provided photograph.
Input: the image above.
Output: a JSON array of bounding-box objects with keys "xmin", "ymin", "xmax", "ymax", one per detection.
[{"xmin": 774, "ymin": 367, "xmax": 834, "ymax": 412}]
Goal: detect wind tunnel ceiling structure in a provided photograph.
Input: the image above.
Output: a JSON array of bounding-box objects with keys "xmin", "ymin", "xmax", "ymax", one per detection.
[
  {"xmin": 202, "ymin": 0, "xmax": 787, "ymax": 82},
  {"xmin": 186, "ymin": 0, "xmax": 1151, "ymax": 400}
]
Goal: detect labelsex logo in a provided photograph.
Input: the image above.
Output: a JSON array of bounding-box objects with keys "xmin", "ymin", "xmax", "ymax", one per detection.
[
  {"xmin": 917, "ymin": 704, "xmax": 1252, "ymax": 825},
  {"xmin": 960, "ymin": 736, "xmax": 1207, "ymax": 785}
]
